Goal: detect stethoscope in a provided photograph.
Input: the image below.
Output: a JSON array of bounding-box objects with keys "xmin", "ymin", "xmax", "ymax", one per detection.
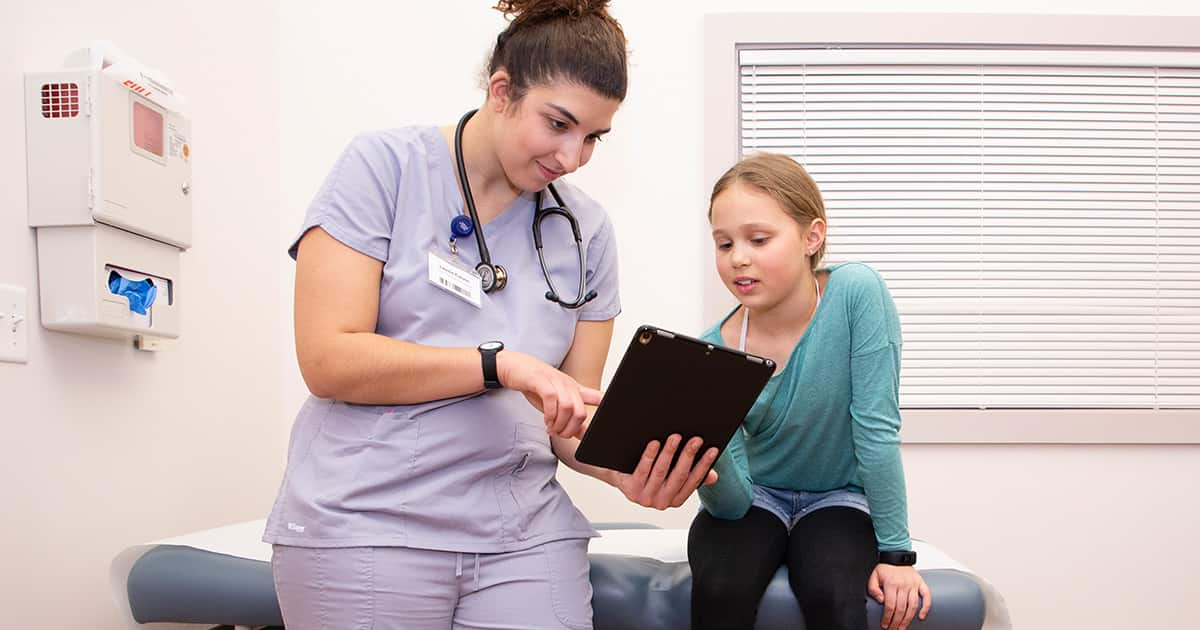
[{"xmin": 451, "ymin": 109, "xmax": 597, "ymax": 309}]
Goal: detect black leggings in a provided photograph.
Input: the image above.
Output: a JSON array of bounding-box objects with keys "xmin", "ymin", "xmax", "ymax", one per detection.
[{"xmin": 688, "ymin": 506, "xmax": 878, "ymax": 630}]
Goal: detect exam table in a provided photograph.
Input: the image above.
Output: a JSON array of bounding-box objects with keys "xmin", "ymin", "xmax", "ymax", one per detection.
[{"xmin": 111, "ymin": 520, "xmax": 1011, "ymax": 630}]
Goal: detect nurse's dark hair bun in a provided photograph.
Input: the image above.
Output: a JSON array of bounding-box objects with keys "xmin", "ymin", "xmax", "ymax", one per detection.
[
  {"xmin": 494, "ymin": 0, "xmax": 611, "ymax": 23},
  {"xmin": 488, "ymin": 0, "xmax": 627, "ymax": 102}
]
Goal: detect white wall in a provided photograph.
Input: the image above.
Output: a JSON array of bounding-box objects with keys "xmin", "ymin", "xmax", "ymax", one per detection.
[
  {"xmin": 1, "ymin": 1, "xmax": 1196, "ymax": 629},
  {"xmin": 281, "ymin": 3, "xmax": 1199, "ymax": 630},
  {"xmin": 0, "ymin": 2, "xmax": 285, "ymax": 629}
]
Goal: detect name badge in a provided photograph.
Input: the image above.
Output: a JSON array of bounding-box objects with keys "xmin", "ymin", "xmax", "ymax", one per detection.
[{"xmin": 428, "ymin": 248, "xmax": 483, "ymax": 308}]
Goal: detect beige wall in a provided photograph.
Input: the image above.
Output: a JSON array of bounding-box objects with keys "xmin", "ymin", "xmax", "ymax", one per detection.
[
  {"xmin": 1, "ymin": 1, "xmax": 1197, "ymax": 630},
  {"xmin": 0, "ymin": 1, "xmax": 285, "ymax": 628}
]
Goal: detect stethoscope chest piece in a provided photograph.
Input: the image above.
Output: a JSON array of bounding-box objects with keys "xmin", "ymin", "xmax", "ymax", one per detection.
[{"xmin": 477, "ymin": 262, "xmax": 507, "ymax": 292}]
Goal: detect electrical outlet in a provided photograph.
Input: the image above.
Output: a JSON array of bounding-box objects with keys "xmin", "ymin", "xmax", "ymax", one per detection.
[{"xmin": 0, "ymin": 284, "xmax": 29, "ymax": 363}]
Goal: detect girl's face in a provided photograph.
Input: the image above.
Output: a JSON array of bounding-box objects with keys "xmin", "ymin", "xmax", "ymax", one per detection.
[
  {"xmin": 492, "ymin": 80, "xmax": 619, "ymax": 192},
  {"xmin": 710, "ymin": 182, "xmax": 819, "ymax": 312}
]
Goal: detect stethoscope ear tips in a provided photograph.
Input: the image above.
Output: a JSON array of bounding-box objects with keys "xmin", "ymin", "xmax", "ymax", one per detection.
[{"xmin": 544, "ymin": 289, "xmax": 599, "ymax": 307}]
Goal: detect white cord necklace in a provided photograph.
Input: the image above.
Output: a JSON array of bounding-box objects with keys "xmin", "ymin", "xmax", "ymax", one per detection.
[{"xmin": 739, "ymin": 276, "xmax": 822, "ymax": 352}]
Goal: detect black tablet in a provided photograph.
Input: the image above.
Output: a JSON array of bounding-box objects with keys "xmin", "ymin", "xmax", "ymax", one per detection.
[{"xmin": 575, "ymin": 325, "xmax": 775, "ymax": 474}]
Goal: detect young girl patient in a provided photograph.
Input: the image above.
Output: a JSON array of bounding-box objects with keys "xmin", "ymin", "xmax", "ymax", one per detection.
[{"xmin": 688, "ymin": 153, "xmax": 932, "ymax": 630}]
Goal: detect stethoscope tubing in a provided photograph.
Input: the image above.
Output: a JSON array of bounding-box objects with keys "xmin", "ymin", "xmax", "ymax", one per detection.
[
  {"xmin": 453, "ymin": 109, "xmax": 596, "ymax": 309},
  {"xmin": 454, "ymin": 109, "xmax": 498, "ymax": 286}
]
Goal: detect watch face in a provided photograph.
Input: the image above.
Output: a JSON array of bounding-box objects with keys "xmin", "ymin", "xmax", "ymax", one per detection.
[{"xmin": 480, "ymin": 341, "xmax": 503, "ymax": 352}]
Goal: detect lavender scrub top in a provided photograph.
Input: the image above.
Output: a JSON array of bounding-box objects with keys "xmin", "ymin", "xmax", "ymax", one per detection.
[{"xmin": 263, "ymin": 127, "xmax": 621, "ymax": 553}]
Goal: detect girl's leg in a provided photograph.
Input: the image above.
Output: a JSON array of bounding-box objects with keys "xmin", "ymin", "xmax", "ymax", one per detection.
[
  {"xmin": 688, "ymin": 507, "xmax": 790, "ymax": 630},
  {"xmin": 785, "ymin": 506, "xmax": 878, "ymax": 630}
]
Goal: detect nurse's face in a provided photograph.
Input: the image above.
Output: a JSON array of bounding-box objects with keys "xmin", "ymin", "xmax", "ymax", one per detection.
[{"xmin": 493, "ymin": 80, "xmax": 619, "ymax": 192}]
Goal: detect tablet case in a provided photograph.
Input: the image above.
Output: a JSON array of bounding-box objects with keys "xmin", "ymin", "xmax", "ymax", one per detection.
[{"xmin": 575, "ymin": 325, "xmax": 775, "ymax": 474}]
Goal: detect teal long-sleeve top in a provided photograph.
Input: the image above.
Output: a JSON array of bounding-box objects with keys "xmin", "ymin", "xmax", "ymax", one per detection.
[{"xmin": 698, "ymin": 262, "xmax": 912, "ymax": 551}]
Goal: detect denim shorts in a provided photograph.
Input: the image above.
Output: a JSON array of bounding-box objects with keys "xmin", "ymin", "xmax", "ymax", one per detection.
[{"xmin": 751, "ymin": 485, "xmax": 871, "ymax": 532}]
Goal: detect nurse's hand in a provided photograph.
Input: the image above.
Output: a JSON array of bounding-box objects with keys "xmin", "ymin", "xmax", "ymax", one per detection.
[
  {"xmin": 614, "ymin": 435, "xmax": 720, "ymax": 510},
  {"xmin": 498, "ymin": 350, "xmax": 602, "ymax": 439}
]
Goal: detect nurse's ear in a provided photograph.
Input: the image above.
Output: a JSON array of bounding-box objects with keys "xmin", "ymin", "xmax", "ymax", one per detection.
[{"xmin": 486, "ymin": 69, "xmax": 516, "ymax": 115}]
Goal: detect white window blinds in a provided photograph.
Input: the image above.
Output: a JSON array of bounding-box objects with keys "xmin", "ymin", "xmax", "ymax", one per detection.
[{"xmin": 738, "ymin": 48, "xmax": 1200, "ymax": 409}]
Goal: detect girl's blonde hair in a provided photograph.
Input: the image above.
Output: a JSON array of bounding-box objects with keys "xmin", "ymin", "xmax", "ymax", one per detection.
[{"xmin": 709, "ymin": 152, "xmax": 827, "ymax": 270}]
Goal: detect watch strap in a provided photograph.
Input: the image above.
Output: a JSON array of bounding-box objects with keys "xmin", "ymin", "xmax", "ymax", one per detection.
[
  {"xmin": 878, "ymin": 550, "xmax": 917, "ymax": 566},
  {"xmin": 479, "ymin": 341, "xmax": 503, "ymax": 389}
]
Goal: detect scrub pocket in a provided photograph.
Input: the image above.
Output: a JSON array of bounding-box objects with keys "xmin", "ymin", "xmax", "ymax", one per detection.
[
  {"xmin": 541, "ymin": 538, "xmax": 594, "ymax": 630},
  {"xmin": 496, "ymin": 421, "xmax": 546, "ymax": 541},
  {"xmin": 312, "ymin": 406, "xmax": 417, "ymax": 528}
]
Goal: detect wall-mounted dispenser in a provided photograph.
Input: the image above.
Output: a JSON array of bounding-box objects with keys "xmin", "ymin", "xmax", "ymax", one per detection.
[{"xmin": 25, "ymin": 42, "xmax": 191, "ymax": 350}]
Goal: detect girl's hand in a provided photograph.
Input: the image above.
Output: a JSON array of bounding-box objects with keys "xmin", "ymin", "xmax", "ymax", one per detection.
[
  {"xmin": 867, "ymin": 563, "xmax": 931, "ymax": 630},
  {"xmin": 613, "ymin": 435, "xmax": 720, "ymax": 509},
  {"xmin": 497, "ymin": 350, "xmax": 601, "ymax": 439}
]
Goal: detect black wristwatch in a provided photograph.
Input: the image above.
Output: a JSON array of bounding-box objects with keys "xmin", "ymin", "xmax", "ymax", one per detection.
[
  {"xmin": 878, "ymin": 550, "xmax": 917, "ymax": 566},
  {"xmin": 478, "ymin": 340, "xmax": 504, "ymax": 390}
]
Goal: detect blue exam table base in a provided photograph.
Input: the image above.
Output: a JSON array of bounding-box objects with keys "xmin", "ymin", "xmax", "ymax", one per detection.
[{"xmin": 114, "ymin": 521, "xmax": 1011, "ymax": 630}]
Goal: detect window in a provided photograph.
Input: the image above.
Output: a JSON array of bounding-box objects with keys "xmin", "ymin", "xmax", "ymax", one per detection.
[
  {"xmin": 739, "ymin": 48, "xmax": 1200, "ymax": 409},
  {"xmin": 705, "ymin": 15, "xmax": 1200, "ymax": 441},
  {"xmin": 131, "ymin": 98, "xmax": 165, "ymax": 160}
]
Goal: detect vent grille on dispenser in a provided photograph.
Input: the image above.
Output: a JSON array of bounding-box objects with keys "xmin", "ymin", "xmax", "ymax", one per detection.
[{"xmin": 40, "ymin": 82, "xmax": 80, "ymax": 118}]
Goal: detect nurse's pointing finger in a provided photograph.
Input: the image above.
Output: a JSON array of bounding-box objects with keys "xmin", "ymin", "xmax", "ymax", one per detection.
[
  {"xmin": 548, "ymin": 378, "xmax": 571, "ymax": 434},
  {"xmin": 537, "ymin": 380, "xmax": 559, "ymax": 428},
  {"xmin": 580, "ymin": 386, "xmax": 603, "ymax": 406},
  {"xmin": 559, "ymin": 386, "xmax": 585, "ymax": 437}
]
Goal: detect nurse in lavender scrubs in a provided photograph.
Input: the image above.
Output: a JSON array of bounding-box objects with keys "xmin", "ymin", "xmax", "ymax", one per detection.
[{"xmin": 263, "ymin": 2, "xmax": 719, "ymax": 629}]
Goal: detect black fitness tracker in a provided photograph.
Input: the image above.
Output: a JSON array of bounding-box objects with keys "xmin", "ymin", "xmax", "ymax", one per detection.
[
  {"xmin": 878, "ymin": 550, "xmax": 918, "ymax": 566},
  {"xmin": 478, "ymin": 340, "xmax": 504, "ymax": 389}
]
